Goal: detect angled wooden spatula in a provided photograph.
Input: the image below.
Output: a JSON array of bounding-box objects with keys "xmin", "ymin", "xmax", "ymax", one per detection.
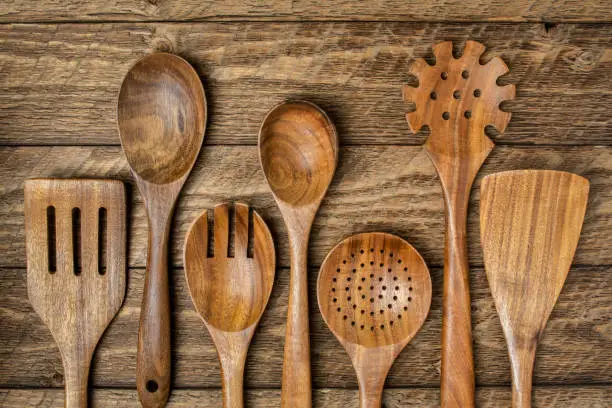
[
  {"xmin": 24, "ymin": 179, "xmax": 126, "ymax": 408},
  {"xmin": 480, "ymin": 170, "xmax": 589, "ymax": 408}
]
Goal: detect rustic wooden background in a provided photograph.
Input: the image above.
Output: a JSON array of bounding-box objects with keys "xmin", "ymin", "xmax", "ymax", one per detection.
[{"xmin": 0, "ymin": 1, "xmax": 610, "ymax": 407}]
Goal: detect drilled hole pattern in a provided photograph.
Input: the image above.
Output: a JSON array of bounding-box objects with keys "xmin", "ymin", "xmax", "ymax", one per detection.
[{"xmin": 318, "ymin": 232, "xmax": 431, "ymax": 348}]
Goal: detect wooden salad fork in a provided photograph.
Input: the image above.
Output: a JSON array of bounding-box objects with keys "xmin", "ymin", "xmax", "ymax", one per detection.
[
  {"xmin": 184, "ymin": 203, "xmax": 275, "ymax": 408},
  {"xmin": 403, "ymin": 40, "xmax": 515, "ymax": 407}
]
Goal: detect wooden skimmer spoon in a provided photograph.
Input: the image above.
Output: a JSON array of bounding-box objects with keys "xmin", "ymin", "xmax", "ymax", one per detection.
[
  {"xmin": 117, "ymin": 52, "xmax": 207, "ymax": 407},
  {"xmin": 403, "ymin": 40, "xmax": 515, "ymax": 407},
  {"xmin": 184, "ymin": 203, "xmax": 275, "ymax": 408},
  {"xmin": 259, "ymin": 101, "xmax": 338, "ymax": 408},
  {"xmin": 318, "ymin": 232, "xmax": 431, "ymax": 408},
  {"xmin": 24, "ymin": 179, "xmax": 126, "ymax": 408},
  {"xmin": 480, "ymin": 170, "xmax": 589, "ymax": 408}
]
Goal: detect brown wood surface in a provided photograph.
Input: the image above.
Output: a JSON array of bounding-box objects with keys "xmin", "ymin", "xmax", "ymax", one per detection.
[
  {"xmin": 480, "ymin": 170, "xmax": 590, "ymax": 408},
  {"xmin": 1, "ymin": 3, "xmax": 610, "ymax": 404},
  {"xmin": 260, "ymin": 101, "xmax": 338, "ymax": 408},
  {"xmin": 117, "ymin": 51, "xmax": 206, "ymax": 408},
  {"xmin": 23, "ymin": 179, "xmax": 126, "ymax": 408},
  {"xmin": 318, "ymin": 232, "xmax": 432, "ymax": 407},
  {"xmin": 0, "ymin": 265, "xmax": 609, "ymax": 388},
  {"xmin": 1, "ymin": 1, "xmax": 611, "ymax": 23},
  {"xmin": 184, "ymin": 203, "xmax": 275, "ymax": 408},
  {"xmin": 0, "ymin": 23, "xmax": 611, "ymax": 146},
  {"xmin": 1, "ymin": 387, "xmax": 610, "ymax": 407},
  {"xmin": 1, "ymin": 146, "xmax": 610, "ymax": 269}
]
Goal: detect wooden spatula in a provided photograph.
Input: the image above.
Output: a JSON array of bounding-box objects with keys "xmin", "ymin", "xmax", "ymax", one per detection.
[
  {"xmin": 317, "ymin": 232, "xmax": 431, "ymax": 408},
  {"xmin": 184, "ymin": 203, "xmax": 275, "ymax": 408},
  {"xmin": 480, "ymin": 170, "xmax": 589, "ymax": 408},
  {"xmin": 403, "ymin": 40, "xmax": 516, "ymax": 407},
  {"xmin": 24, "ymin": 179, "xmax": 126, "ymax": 408}
]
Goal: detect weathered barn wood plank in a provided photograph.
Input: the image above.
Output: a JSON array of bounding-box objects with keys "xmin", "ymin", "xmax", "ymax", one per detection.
[
  {"xmin": 1, "ymin": 386, "xmax": 610, "ymax": 407},
  {"xmin": 1, "ymin": 146, "xmax": 610, "ymax": 268},
  {"xmin": 0, "ymin": 23, "xmax": 610, "ymax": 146},
  {"xmin": 1, "ymin": 266, "xmax": 609, "ymax": 388},
  {"xmin": 1, "ymin": 0, "xmax": 610, "ymax": 23}
]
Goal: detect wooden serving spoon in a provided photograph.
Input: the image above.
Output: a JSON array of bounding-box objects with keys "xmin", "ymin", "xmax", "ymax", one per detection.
[
  {"xmin": 259, "ymin": 101, "xmax": 338, "ymax": 408},
  {"xmin": 117, "ymin": 52, "xmax": 207, "ymax": 407},
  {"xmin": 403, "ymin": 40, "xmax": 515, "ymax": 408},
  {"xmin": 184, "ymin": 203, "xmax": 275, "ymax": 408},
  {"xmin": 318, "ymin": 232, "xmax": 431, "ymax": 408},
  {"xmin": 480, "ymin": 170, "xmax": 589, "ymax": 408}
]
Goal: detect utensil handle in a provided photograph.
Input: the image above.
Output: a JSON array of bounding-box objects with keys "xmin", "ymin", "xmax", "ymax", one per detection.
[
  {"xmin": 441, "ymin": 198, "xmax": 475, "ymax": 408},
  {"xmin": 137, "ymin": 211, "xmax": 172, "ymax": 408},
  {"xmin": 510, "ymin": 344, "xmax": 536, "ymax": 408},
  {"xmin": 357, "ymin": 368, "xmax": 386, "ymax": 408},
  {"xmin": 64, "ymin": 357, "xmax": 90, "ymax": 408},
  {"xmin": 281, "ymin": 234, "xmax": 312, "ymax": 408},
  {"xmin": 220, "ymin": 346, "xmax": 248, "ymax": 408}
]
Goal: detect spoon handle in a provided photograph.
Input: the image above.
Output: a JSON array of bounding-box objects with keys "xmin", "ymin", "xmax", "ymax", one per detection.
[
  {"xmin": 509, "ymin": 343, "xmax": 536, "ymax": 408},
  {"xmin": 281, "ymin": 231, "xmax": 312, "ymax": 408},
  {"xmin": 137, "ymin": 204, "xmax": 172, "ymax": 407},
  {"xmin": 440, "ymin": 186, "xmax": 475, "ymax": 408}
]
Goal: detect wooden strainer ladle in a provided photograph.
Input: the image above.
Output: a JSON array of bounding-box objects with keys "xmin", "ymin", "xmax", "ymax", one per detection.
[{"xmin": 317, "ymin": 232, "xmax": 431, "ymax": 408}]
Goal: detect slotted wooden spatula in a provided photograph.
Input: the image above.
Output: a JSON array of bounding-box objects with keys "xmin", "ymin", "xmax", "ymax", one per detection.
[
  {"xmin": 403, "ymin": 40, "xmax": 515, "ymax": 407},
  {"xmin": 24, "ymin": 179, "xmax": 126, "ymax": 408},
  {"xmin": 480, "ymin": 170, "xmax": 589, "ymax": 408}
]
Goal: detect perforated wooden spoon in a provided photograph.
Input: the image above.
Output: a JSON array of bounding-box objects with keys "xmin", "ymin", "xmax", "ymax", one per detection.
[
  {"xmin": 117, "ymin": 52, "xmax": 206, "ymax": 407},
  {"xmin": 318, "ymin": 232, "xmax": 431, "ymax": 408},
  {"xmin": 259, "ymin": 101, "xmax": 338, "ymax": 408},
  {"xmin": 184, "ymin": 203, "xmax": 275, "ymax": 408},
  {"xmin": 25, "ymin": 179, "xmax": 126, "ymax": 408},
  {"xmin": 480, "ymin": 170, "xmax": 589, "ymax": 408},
  {"xmin": 403, "ymin": 40, "xmax": 515, "ymax": 408}
]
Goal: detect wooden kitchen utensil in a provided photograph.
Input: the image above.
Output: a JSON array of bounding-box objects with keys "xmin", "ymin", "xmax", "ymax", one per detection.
[
  {"xmin": 480, "ymin": 170, "xmax": 589, "ymax": 408},
  {"xmin": 117, "ymin": 52, "xmax": 206, "ymax": 407},
  {"xmin": 184, "ymin": 203, "xmax": 275, "ymax": 408},
  {"xmin": 259, "ymin": 101, "xmax": 338, "ymax": 408},
  {"xmin": 318, "ymin": 232, "xmax": 431, "ymax": 408},
  {"xmin": 24, "ymin": 179, "xmax": 126, "ymax": 408},
  {"xmin": 403, "ymin": 40, "xmax": 515, "ymax": 407}
]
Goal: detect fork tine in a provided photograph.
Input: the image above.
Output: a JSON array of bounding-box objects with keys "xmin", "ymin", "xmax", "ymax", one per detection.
[
  {"xmin": 214, "ymin": 203, "xmax": 229, "ymax": 258},
  {"xmin": 186, "ymin": 210, "xmax": 208, "ymax": 265},
  {"xmin": 234, "ymin": 202, "xmax": 250, "ymax": 257},
  {"xmin": 252, "ymin": 209, "xmax": 273, "ymax": 262}
]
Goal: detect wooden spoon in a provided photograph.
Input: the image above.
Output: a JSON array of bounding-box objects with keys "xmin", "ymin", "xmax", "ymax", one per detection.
[
  {"xmin": 317, "ymin": 232, "xmax": 431, "ymax": 408},
  {"xmin": 184, "ymin": 203, "xmax": 275, "ymax": 408},
  {"xmin": 117, "ymin": 52, "xmax": 207, "ymax": 407},
  {"xmin": 480, "ymin": 170, "xmax": 589, "ymax": 408},
  {"xmin": 403, "ymin": 40, "xmax": 515, "ymax": 407},
  {"xmin": 258, "ymin": 101, "xmax": 338, "ymax": 407},
  {"xmin": 24, "ymin": 179, "xmax": 126, "ymax": 408}
]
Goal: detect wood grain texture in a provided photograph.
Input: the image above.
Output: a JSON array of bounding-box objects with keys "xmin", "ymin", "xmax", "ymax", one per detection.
[
  {"xmin": 405, "ymin": 40, "xmax": 515, "ymax": 408},
  {"xmin": 0, "ymin": 23, "xmax": 610, "ymax": 146},
  {"xmin": 1, "ymin": 145, "xmax": 610, "ymax": 269},
  {"xmin": 318, "ymin": 232, "xmax": 431, "ymax": 407},
  {"xmin": 0, "ymin": 266, "xmax": 609, "ymax": 388},
  {"xmin": 184, "ymin": 203, "xmax": 275, "ymax": 408},
  {"xmin": 117, "ymin": 52, "xmax": 206, "ymax": 408},
  {"xmin": 23, "ymin": 179, "xmax": 126, "ymax": 408},
  {"xmin": 1, "ymin": 386, "xmax": 610, "ymax": 407},
  {"xmin": 1, "ymin": 0, "xmax": 611, "ymax": 23},
  {"xmin": 481, "ymin": 170, "xmax": 590, "ymax": 408},
  {"xmin": 259, "ymin": 101, "xmax": 338, "ymax": 408}
]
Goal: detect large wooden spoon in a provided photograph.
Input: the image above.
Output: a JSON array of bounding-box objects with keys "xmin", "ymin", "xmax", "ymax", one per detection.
[
  {"xmin": 259, "ymin": 101, "xmax": 338, "ymax": 407},
  {"xmin": 117, "ymin": 52, "xmax": 206, "ymax": 407},
  {"xmin": 403, "ymin": 40, "xmax": 515, "ymax": 407},
  {"xmin": 480, "ymin": 170, "xmax": 589, "ymax": 408}
]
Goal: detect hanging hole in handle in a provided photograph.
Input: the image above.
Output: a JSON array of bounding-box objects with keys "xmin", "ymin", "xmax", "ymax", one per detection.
[{"xmin": 146, "ymin": 380, "xmax": 159, "ymax": 393}]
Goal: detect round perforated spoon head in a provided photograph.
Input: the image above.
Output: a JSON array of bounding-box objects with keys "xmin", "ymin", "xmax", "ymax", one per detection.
[
  {"xmin": 117, "ymin": 52, "xmax": 206, "ymax": 407},
  {"xmin": 318, "ymin": 232, "xmax": 431, "ymax": 408},
  {"xmin": 184, "ymin": 203, "xmax": 275, "ymax": 408}
]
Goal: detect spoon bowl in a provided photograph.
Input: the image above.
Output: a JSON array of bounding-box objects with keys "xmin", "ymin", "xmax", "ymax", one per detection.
[
  {"xmin": 259, "ymin": 101, "xmax": 337, "ymax": 207},
  {"xmin": 118, "ymin": 52, "xmax": 206, "ymax": 184}
]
